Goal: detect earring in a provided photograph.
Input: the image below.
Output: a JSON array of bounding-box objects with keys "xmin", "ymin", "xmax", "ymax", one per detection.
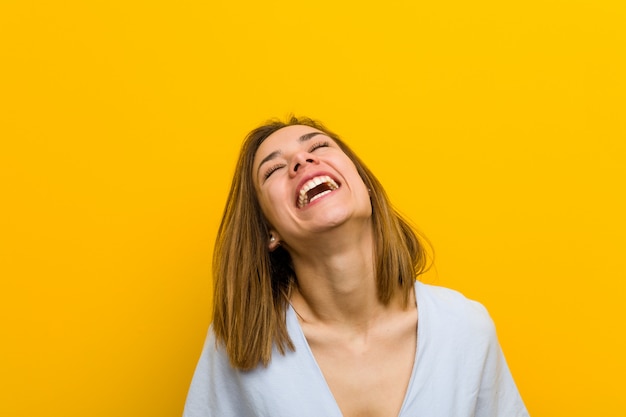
[{"xmin": 270, "ymin": 236, "xmax": 276, "ymax": 243}]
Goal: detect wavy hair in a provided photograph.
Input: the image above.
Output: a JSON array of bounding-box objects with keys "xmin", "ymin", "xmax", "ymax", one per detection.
[{"xmin": 212, "ymin": 116, "xmax": 431, "ymax": 370}]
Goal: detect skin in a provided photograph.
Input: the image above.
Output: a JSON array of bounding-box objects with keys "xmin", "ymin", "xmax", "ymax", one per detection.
[{"xmin": 253, "ymin": 125, "xmax": 418, "ymax": 417}]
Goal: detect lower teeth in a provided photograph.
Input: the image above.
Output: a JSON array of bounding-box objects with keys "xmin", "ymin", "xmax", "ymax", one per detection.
[{"xmin": 308, "ymin": 189, "xmax": 332, "ymax": 204}]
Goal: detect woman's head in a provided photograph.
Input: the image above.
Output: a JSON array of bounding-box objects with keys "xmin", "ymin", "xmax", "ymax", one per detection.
[
  {"xmin": 212, "ymin": 116, "xmax": 430, "ymax": 370},
  {"xmin": 252, "ymin": 124, "xmax": 373, "ymax": 256}
]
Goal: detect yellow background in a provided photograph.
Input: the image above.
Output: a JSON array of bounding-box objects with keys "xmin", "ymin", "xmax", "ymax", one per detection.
[{"xmin": 1, "ymin": 1, "xmax": 624, "ymax": 416}]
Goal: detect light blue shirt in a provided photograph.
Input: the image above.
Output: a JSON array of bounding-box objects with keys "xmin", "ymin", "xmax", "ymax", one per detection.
[{"xmin": 183, "ymin": 282, "xmax": 529, "ymax": 416}]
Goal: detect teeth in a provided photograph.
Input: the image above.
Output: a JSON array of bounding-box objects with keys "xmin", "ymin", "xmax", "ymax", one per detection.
[
  {"xmin": 309, "ymin": 189, "xmax": 332, "ymax": 203},
  {"xmin": 297, "ymin": 175, "xmax": 339, "ymax": 208}
]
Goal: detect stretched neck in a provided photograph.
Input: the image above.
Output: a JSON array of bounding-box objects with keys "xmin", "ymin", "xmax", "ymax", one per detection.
[{"xmin": 287, "ymin": 220, "xmax": 388, "ymax": 329}]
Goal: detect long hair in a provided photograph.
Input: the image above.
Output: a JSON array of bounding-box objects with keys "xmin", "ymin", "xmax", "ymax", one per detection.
[{"xmin": 212, "ymin": 116, "xmax": 430, "ymax": 370}]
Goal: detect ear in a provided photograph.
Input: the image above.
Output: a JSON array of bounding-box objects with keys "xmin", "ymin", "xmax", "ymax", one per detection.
[{"xmin": 268, "ymin": 231, "xmax": 282, "ymax": 252}]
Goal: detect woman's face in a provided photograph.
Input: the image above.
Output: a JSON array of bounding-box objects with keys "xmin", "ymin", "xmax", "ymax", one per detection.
[{"xmin": 252, "ymin": 125, "xmax": 372, "ymax": 250}]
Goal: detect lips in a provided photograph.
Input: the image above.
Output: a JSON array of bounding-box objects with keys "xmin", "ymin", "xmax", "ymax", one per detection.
[{"xmin": 296, "ymin": 175, "xmax": 340, "ymax": 208}]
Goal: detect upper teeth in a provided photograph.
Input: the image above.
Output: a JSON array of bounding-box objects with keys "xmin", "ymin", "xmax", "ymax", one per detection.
[{"xmin": 298, "ymin": 175, "xmax": 339, "ymax": 208}]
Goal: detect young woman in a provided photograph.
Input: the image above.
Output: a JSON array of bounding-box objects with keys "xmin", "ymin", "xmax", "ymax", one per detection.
[{"xmin": 183, "ymin": 117, "xmax": 529, "ymax": 417}]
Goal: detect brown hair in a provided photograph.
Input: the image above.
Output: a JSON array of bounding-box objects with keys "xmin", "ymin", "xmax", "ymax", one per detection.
[{"xmin": 212, "ymin": 116, "xmax": 430, "ymax": 370}]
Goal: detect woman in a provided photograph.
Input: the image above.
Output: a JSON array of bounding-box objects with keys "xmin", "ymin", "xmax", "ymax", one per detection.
[{"xmin": 184, "ymin": 116, "xmax": 529, "ymax": 417}]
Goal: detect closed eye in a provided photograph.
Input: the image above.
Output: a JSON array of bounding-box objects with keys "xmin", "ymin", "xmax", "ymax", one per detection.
[
  {"xmin": 263, "ymin": 163, "xmax": 285, "ymax": 180},
  {"xmin": 309, "ymin": 141, "xmax": 330, "ymax": 152}
]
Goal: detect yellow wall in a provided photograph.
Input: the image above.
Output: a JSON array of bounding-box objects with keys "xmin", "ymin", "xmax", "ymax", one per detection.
[{"xmin": 1, "ymin": 1, "xmax": 624, "ymax": 415}]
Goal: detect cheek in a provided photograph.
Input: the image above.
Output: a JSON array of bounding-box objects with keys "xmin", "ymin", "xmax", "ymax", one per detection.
[{"xmin": 257, "ymin": 190, "xmax": 285, "ymax": 224}]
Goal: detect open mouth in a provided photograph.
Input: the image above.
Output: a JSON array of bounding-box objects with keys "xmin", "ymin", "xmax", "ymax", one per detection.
[{"xmin": 297, "ymin": 175, "xmax": 340, "ymax": 208}]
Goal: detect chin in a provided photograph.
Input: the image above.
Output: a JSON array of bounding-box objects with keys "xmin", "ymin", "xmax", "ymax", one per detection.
[{"xmin": 308, "ymin": 205, "xmax": 371, "ymax": 232}]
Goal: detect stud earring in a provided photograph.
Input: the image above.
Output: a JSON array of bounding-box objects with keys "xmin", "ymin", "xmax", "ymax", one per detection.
[{"xmin": 270, "ymin": 236, "xmax": 276, "ymax": 243}]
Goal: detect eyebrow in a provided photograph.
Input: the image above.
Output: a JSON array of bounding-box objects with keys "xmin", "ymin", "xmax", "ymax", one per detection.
[{"xmin": 256, "ymin": 131, "xmax": 324, "ymax": 177}]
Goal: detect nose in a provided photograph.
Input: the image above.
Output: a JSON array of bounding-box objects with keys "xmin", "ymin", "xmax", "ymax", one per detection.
[{"xmin": 289, "ymin": 152, "xmax": 319, "ymax": 177}]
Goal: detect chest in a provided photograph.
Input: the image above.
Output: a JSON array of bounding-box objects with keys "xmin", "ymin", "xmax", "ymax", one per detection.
[{"xmin": 304, "ymin": 317, "xmax": 418, "ymax": 417}]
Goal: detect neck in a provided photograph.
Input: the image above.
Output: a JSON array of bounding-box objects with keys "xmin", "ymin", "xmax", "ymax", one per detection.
[{"xmin": 287, "ymin": 220, "xmax": 396, "ymax": 330}]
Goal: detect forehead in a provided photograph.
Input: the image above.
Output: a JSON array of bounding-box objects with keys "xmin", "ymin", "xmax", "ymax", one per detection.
[{"xmin": 253, "ymin": 125, "xmax": 326, "ymax": 164}]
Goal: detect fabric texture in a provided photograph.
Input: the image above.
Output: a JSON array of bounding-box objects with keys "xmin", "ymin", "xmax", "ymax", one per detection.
[{"xmin": 183, "ymin": 282, "xmax": 529, "ymax": 417}]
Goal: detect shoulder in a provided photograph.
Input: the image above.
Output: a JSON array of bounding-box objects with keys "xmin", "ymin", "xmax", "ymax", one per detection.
[
  {"xmin": 416, "ymin": 281, "xmax": 491, "ymax": 320},
  {"xmin": 183, "ymin": 327, "xmax": 256, "ymax": 416},
  {"xmin": 184, "ymin": 320, "xmax": 344, "ymax": 417},
  {"xmin": 407, "ymin": 283, "xmax": 530, "ymax": 416},
  {"xmin": 415, "ymin": 281, "xmax": 496, "ymax": 342}
]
